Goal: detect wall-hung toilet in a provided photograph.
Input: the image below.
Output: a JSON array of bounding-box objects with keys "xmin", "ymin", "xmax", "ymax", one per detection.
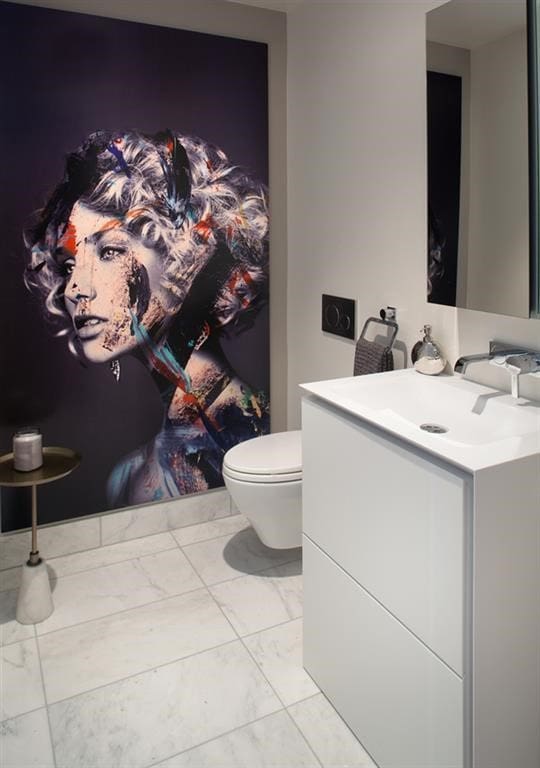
[{"xmin": 222, "ymin": 431, "xmax": 302, "ymax": 549}]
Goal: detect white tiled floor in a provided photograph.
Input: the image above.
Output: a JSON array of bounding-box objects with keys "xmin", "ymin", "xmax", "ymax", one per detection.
[{"xmin": 0, "ymin": 514, "xmax": 376, "ymax": 768}]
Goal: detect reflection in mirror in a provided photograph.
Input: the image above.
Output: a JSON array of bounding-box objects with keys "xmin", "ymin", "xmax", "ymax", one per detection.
[
  {"xmin": 426, "ymin": 0, "xmax": 530, "ymax": 317},
  {"xmin": 531, "ymin": 0, "xmax": 539, "ymax": 315}
]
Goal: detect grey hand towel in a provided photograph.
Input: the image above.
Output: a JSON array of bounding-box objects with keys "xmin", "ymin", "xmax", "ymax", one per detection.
[{"xmin": 353, "ymin": 338, "xmax": 394, "ymax": 376}]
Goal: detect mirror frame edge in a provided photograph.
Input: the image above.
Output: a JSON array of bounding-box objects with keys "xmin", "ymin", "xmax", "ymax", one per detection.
[{"xmin": 529, "ymin": 0, "xmax": 540, "ymax": 317}]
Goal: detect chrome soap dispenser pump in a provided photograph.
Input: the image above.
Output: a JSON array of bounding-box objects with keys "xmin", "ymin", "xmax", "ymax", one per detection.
[{"xmin": 412, "ymin": 324, "xmax": 446, "ymax": 375}]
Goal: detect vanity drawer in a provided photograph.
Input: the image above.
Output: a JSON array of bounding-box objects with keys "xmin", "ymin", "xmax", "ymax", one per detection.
[
  {"xmin": 302, "ymin": 397, "xmax": 468, "ymax": 675},
  {"xmin": 303, "ymin": 536, "xmax": 463, "ymax": 768}
]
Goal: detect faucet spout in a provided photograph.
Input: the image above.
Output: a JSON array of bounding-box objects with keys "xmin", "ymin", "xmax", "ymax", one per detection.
[
  {"xmin": 454, "ymin": 345, "xmax": 535, "ymax": 374},
  {"xmin": 454, "ymin": 353, "xmax": 494, "ymax": 375}
]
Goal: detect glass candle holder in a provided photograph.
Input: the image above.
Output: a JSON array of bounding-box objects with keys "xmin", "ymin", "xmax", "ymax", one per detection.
[{"xmin": 13, "ymin": 427, "xmax": 43, "ymax": 472}]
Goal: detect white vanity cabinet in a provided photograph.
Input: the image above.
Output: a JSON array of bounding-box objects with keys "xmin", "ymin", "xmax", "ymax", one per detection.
[{"xmin": 301, "ymin": 392, "xmax": 540, "ymax": 768}]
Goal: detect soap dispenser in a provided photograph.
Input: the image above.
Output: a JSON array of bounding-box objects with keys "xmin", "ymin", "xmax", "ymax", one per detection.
[{"xmin": 412, "ymin": 325, "xmax": 446, "ymax": 375}]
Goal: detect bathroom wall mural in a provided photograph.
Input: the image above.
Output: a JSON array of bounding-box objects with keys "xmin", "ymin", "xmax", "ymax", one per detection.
[{"xmin": 0, "ymin": 2, "xmax": 269, "ymax": 531}]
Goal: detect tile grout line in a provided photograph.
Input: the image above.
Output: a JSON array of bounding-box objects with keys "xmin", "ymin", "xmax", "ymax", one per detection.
[
  {"xmin": 287, "ymin": 690, "xmax": 380, "ymax": 768},
  {"xmin": 143, "ymin": 709, "xmax": 298, "ymax": 768},
  {"xmin": 33, "ymin": 623, "xmax": 58, "ymax": 768},
  {"xmin": 172, "ymin": 529, "xmax": 296, "ymax": 588},
  {"xmin": 42, "ymin": 636, "xmax": 244, "ymax": 709},
  {"xmin": 284, "ymin": 688, "xmax": 329, "ymax": 765},
  {"xmin": 174, "ymin": 537, "xmax": 211, "ymax": 588},
  {"xmin": 282, "ymin": 706, "xmax": 326, "ymax": 768},
  {"xmin": 237, "ymin": 613, "xmax": 305, "ymax": 641},
  {"xmin": 135, "ymin": 593, "xmax": 325, "ymax": 768},
  {"xmin": 203, "ymin": 572, "xmax": 320, "ymax": 752},
  {"xmin": 238, "ymin": 631, "xmax": 291, "ymax": 710},
  {"xmin": 0, "ymin": 536, "xmax": 178, "ymax": 581},
  {"xmin": 0, "ymin": 702, "xmax": 48, "ymax": 727},
  {"xmin": 44, "ymin": 517, "xmax": 244, "ymax": 583},
  {"xmin": 98, "ymin": 502, "xmax": 236, "ymax": 549},
  {"xmin": 32, "ymin": 582, "xmax": 210, "ymax": 641},
  {"xmin": 182, "ymin": 564, "xmax": 325, "ymax": 764},
  {"xmin": 0, "ymin": 533, "xmax": 103, "ymax": 574},
  {"xmin": 197, "ymin": 550, "xmax": 327, "ymax": 768},
  {"xmin": 179, "ymin": 548, "xmax": 303, "ymax": 589}
]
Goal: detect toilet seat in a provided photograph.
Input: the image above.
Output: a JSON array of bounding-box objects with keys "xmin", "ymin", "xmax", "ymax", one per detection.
[
  {"xmin": 223, "ymin": 430, "xmax": 302, "ymax": 484},
  {"xmin": 223, "ymin": 466, "xmax": 301, "ymax": 484}
]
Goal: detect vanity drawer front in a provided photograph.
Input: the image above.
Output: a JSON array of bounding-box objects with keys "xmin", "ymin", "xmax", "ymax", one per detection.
[
  {"xmin": 302, "ymin": 397, "xmax": 468, "ymax": 675},
  {"xmin": 303, "ymin": 536, "xmax": 463, "ymax": 768}
]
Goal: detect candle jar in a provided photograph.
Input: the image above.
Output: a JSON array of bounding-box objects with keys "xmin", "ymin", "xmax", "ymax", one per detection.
[{"xmin": 13, "ymin": 427, "xmax": 43, "ymax": 472}]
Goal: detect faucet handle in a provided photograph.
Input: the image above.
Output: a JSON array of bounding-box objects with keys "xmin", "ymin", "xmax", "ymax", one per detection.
[
  {"xmin": 505, "ymin": 353, "xmax": 540, "ymax": 374},
  {"xmin": 490, "ymin": 355, "xmax": 509, "ymax": 366},
  {"xmin": 489, "ymin": 351, "xmax": 540, "ymax": 370},
  {"xmin": 489, "ymin": 352, "xmax": 540, "ymax": 398}
]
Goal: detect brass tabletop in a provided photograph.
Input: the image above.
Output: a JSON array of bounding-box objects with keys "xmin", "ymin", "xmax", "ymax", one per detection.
[{"xmin": 0, "ymin": 447, "xmax": 80, "ymax": 487}]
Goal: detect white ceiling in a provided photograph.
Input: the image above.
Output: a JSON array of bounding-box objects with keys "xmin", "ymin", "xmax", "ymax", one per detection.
[
  {"xmin": 228, "ymin": 0, "xmax": 527, "ymax": 50},
  {"xmin": 427, "ymin": 1, "xmax": 526, "ymax": 50}
]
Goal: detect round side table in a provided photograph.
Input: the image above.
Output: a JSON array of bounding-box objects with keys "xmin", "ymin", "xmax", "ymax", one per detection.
[{"xmin": 0, "ymin": 447, "xmax": 80, "ymax": 624}]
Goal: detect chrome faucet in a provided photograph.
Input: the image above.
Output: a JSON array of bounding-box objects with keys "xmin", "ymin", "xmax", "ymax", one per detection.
[{"xmin": 454, "ymin": 342, "xmax": 540, "ymax": 399}]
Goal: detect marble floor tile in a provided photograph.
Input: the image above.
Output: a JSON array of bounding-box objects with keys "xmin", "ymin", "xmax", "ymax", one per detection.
[
  {"xmin": 0, "ymin": 518, "xmax": 100, "ymax": 571},
  {"xmin": 0, "ymin": 567, "xmax": 21, "ymax": 593},
  {"xmin": 0, "ymin": 708, "xmax": 55, "ymax": 767},
  {"xmin": 155, "ymin": 710, "xmax": 319, "ymax": 767},
  {"xmin": 39, "ymin": 588, "xmax": 236, "ymax": 703},
  {"xmin": 183, "ymin": 527, "xmax": 301, "ymax": 586},
  {"xmin": 171, "ymin": 514, "xmax": 249, "ymax": 547},
  {"xmin": 101, "ymin": 489, "xmax": 231, "ymax": 545},
  {"xmin": 36, "ymin": 548, "xmax": 203, "ymax": 635},
  {"xmin": 0, "ymin": 590, "xmax": 35, "ymax": 647},
  {"xmin": 209, "ymin": 560, "xmax": 303, "ymax": 636},
  {"xmin": 0, "ymin": 638, "xmax": 45, "ymax": 721},
  {"xmin": 49, "ymin": 641, "xmax": 281, "ymax": 768},
  {"xmin": 288, "ymin": 693, "xmax": 376, "ymax": 767},
  {"xmin": 243, "ymin": 618, "xmax": 319, "ymax": 706}
]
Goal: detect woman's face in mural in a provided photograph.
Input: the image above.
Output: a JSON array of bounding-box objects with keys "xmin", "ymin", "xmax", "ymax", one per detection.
[{"xmin": 60, "ymin": 202, "xmax": 167, "ymax": 363}]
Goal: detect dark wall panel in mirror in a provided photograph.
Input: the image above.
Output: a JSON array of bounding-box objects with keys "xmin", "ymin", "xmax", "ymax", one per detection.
[
  {"xmin": 427, "ymin": 71, "xmax": 462, "ymax": 307},
  {"xmin": 426, "ymin": 0, "xmax": 530, "ymax": 318},
  {"xmin": 530, "ymin": 0, "xmax": 540, "ymax": 315}
]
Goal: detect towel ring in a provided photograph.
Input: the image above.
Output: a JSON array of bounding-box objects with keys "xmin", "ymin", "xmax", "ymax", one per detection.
[{"xmin": 359, "ymin": 316, "xmax": 398, "ymax": 348}]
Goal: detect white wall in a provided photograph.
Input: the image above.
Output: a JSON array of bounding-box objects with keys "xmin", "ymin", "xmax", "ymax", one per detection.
[
  {"xmin": 286, "ymin": 0, "xmax": 540, "ymax": 428},
  {"xmin": 6, "ymin": 0, "xmax": 289, "ymax": 431}
]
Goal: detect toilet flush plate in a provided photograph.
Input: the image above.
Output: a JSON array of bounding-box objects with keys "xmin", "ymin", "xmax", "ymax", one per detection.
[{"xmin": 322, "ymin": 294, "xmax": 355, "ymax": 340}]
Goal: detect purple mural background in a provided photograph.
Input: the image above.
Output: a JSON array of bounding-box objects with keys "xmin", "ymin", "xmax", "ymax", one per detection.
[{"xmin": 0, "ymin": 1, "xmax": 269, "ymax": 531}]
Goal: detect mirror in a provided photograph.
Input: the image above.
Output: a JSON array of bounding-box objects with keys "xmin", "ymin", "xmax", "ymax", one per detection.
[
  {"xmin": 426, "ymin": 0, "xmax": 532, "ymax": 317},
  {"xmin": 531, "ymin": 0, "xmax": 539, "ymax": 315}
]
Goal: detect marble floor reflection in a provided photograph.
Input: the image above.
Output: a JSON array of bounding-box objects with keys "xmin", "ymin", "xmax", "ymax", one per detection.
[{"xmin": 1, "ymin": 513, "xmax": 375, "ymax": 767}]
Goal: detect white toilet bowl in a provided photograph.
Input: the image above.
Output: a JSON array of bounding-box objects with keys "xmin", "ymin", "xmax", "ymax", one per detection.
[{"xmin": 222, "ymin": 431, "xmax": 302, "ymax": 549}]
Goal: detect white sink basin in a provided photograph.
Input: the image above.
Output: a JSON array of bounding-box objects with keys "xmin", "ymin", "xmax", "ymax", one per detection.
[
  {"xmin": 326, "ymin": 370, "xmax": 540, "ymax": 445},
  {"xmin": 301, "ymin": 369, "xmax": 540, "ymax": 471}
]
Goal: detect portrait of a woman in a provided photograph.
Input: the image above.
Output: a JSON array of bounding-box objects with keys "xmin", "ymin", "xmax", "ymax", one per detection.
[{"xmin": 24, "ymin": 129, "xmax": 270, "ymax": 507}]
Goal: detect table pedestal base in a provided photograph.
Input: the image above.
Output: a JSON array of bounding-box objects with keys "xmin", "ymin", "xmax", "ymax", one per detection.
[{"xmin": 16, "ymin": 559, "xmax": 54, "ymax": 624}]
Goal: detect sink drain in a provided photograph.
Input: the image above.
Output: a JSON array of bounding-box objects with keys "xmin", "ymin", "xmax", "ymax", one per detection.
[{"xmin": 420, "ymin": 423, "xmax": 448, "ymax": 434}]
